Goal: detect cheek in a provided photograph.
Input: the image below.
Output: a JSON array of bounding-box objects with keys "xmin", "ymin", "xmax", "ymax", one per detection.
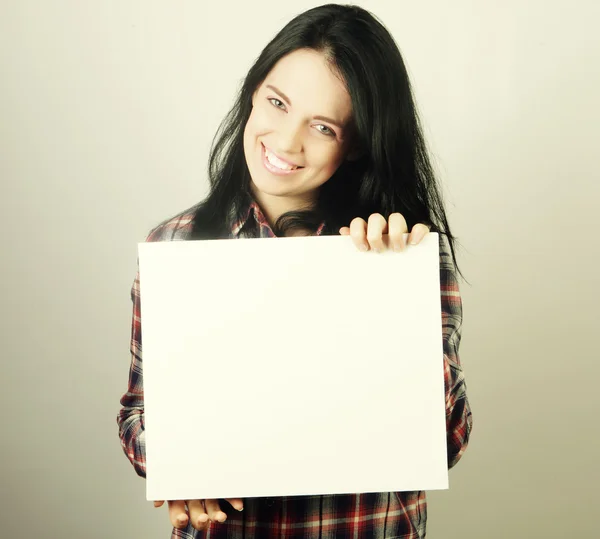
[
  {"xmin": 247, "ymin": 104, "xmax": 275, "ymax": 136},
  {"xmin": 243, "ymin": 116, "xmax": 253, "ymax": 153},
  {"xmin": 243, "ymin": 109, "xmax": 268, "ymax": 155},
  {"xmin": 244, "ymin": 109, "xmax": 258, "ymax": 137},
  {"xmin": 309, "ymin": 144, "xmax": 346, "ymax": 172},
  {"xmin": 243, "ymin": 112, "xmax": 261, "ymax": 164}
]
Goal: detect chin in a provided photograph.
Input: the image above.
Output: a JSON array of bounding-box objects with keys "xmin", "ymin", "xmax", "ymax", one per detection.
[{"xmin": 250, "ymin": 173, "xmax": 299, "ymax": 198}]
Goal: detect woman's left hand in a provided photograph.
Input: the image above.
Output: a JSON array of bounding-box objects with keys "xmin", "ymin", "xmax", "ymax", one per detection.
[{"xmin": 339, "ymin": 213, "xmax": 430, "ymax": 252}]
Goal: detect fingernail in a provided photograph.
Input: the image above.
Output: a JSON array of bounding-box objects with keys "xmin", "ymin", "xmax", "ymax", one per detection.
[
  {"xmin": 410, "ymin": 235, "xmax": 419, "ymax": 245},
  {"xmin": 359, "ymin": 244, "xmax": 368, "ymax": 252},
  {"xmin": 177, "ymin": 516, "xmax": 187, "ymax": 525},
  {"xmin": 394, "ymin": 243, "xmax": 403, "ymax": 252},
  {"xmin": 238, "ymin": 505, "xmax": 244, "ymax": 512}
]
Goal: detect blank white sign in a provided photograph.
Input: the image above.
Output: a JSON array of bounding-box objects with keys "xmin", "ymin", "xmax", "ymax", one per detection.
[{"xmin": 138, "ymin": 232, "xmax": 448, "ymax": 501}]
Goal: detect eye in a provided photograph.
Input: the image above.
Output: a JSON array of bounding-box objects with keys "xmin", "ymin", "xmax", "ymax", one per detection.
[
  {"xmin": 268, "ymin": 98, "xmax": 286, "ymax": 111},
  {"xmin": 315, "ymin": 124, "xmax": 336, "ymax": 137}
]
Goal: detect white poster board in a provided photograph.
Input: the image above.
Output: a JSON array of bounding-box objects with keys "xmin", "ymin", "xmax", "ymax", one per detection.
[{"xmin": 138, "ymin": 233, "xmax": 448, "ymax": 501}]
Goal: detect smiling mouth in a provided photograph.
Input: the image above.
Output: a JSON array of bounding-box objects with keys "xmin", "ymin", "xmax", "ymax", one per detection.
[{"xmin": 262, "ymin": 143, "xmax": 304, "ymax": 172}]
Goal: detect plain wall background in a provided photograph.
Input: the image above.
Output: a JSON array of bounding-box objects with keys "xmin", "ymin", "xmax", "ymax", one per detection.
[{"xmin": 1, "ymin": 0, "xmax": 598, "ymax": 537}]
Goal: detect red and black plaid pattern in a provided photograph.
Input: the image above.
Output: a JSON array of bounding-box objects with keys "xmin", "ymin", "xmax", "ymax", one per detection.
[{"xmin": 117, "ymin": 202, "xmax": 472, "ymax": 538}]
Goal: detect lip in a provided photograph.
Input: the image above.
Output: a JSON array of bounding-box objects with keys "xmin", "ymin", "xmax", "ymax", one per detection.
[{"xmin": 261, "ymin": 143, "xmax": 304, "ymax": 176}]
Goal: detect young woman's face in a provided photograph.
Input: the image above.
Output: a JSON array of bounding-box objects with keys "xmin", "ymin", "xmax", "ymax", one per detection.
[{"xmin": 243, "ymin": 48, "xmax": 354, "ymax": 212}]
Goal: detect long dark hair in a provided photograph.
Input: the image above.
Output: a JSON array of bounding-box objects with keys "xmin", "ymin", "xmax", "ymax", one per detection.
[{"xmin": 190, "ymin": 3, "xmax": 465, "ymax": 280}]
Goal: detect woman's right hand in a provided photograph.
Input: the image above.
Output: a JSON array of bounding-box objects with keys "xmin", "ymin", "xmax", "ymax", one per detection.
[{"xmin": 153, "ymin": 498, "xmax": 244, "ymax": 531}]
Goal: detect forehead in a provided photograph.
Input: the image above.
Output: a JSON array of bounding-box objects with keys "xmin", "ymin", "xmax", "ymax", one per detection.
[{"xmin": 263, "ymin": 49, "xmax": 352, "ymax": 122}]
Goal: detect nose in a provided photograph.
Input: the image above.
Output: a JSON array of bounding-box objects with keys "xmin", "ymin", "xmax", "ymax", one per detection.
[{"xmin": 277, "ymin": 119, "xmax": 303, "ymax": 155}]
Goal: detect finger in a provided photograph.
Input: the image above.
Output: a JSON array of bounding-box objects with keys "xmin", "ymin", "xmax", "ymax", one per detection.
[
  {"xmin": 366, "ymin": 213, "xmax": 388, "ymax": 252},
  {"xmin": 349, "ymin": 217, "xmax": 368, "ymax": 251},
  {"xmin": 225, "ymin": 497, "xmax": 244, "ymax": 512},
  {"xmin": 388, "ymin": 213, "xmax": 409, "ymax": 252},
  {"xmin": 339, "ymin": 226, "xmax": 350, "ymax": 236},
  {"xmin": 408, "ymin": 223, "xmax": 431, "ymax": 245},
  {"xmin": 154, "ymin": 500, "xmax": 165, "ymax": 508},
  {"xmin": 167, "ymin": 500, "xmax": 189, "ymax": 529},
  {"xmin": 205, "ymin": 498, "xmax": 227, "ymax": 523},
  {"xmin": 187, "ymin": 500, "xmax": 210, "ymax": 531}
]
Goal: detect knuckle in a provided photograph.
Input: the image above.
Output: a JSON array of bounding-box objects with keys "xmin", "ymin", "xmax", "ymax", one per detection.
[
  {"xmin": 192, "ymin": 521, "xmax": 208, "ymax": 532},
  {"xmin": 388, "ymin": 230, "xmax": 403, "ymax": 242},
  {"xmin": 350, "ymin": 228, "xmax": 366, "ymax": 241},
  {"xmin": 368, "ymin": 213, "xmax": 385, "ymax": 224},
  {"xmin": 389, "ymin": 213, "xmax": 407, "ymax": 229}
]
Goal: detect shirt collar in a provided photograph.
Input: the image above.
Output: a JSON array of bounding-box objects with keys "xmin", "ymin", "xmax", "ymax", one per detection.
[{"xmin": 231, "ymin": 200, "xmax": 326, "ymax": 238}]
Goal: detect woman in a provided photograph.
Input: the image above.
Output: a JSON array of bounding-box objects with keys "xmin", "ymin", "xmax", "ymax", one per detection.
[{"xmin": 117, "ymin": 4, "xmax": 472, "ymax": 538}]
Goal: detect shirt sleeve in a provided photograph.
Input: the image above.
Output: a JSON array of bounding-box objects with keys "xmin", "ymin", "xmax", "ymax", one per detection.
[
  {"xmin": 116, "ymin": 264, "xmax": 147, "ymax": 478},
  {"xmin": 439, "ymin": 235, "xmax": 473, "ymax": 469},
  {"xmin": 115, "ymin": 213, "xmax": 195, "ymax": 478}
]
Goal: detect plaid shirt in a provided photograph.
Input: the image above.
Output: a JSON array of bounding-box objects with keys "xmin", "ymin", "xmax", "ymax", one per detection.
[{"xmin": 117, "ymin": 201, "xmax": 472, "ymax": 539}]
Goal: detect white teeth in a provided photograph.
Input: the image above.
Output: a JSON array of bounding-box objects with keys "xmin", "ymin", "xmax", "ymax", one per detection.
[{"xmin": 265, "ymin": 147, "xmax": 298, "ymax": 170}]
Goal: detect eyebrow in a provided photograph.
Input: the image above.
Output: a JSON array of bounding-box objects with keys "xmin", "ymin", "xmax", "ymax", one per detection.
[{"xmin": 266, "ymin": 84, "xmax": 345, "ymax": 129}]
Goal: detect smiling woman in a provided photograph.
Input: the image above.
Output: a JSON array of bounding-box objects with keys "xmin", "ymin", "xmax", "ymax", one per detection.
[
  {"xmin": 243, "ymin": 49, "xmax": 356, "ymax": 222},
  {"xmin": 117, "ymin": 3, "xmax": 472, "ymax": 539},
  {"xmin": 183, "ymin": 3, "xmax": 465, "ymax": 259}
]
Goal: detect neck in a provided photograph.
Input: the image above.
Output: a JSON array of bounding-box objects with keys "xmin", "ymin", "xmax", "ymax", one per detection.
[{"xmin": 251, "ymin": 187, "xmax": 316, "ymax": 231}]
